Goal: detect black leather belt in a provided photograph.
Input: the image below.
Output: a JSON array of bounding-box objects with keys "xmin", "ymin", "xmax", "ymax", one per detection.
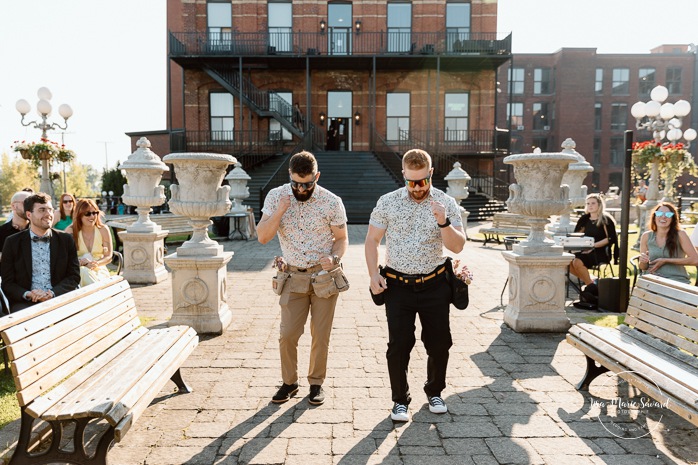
[
  {"xmin": 288, "ymin": 264, "xmax": 323, "ymax": 273},
  {"xmin": 384, "ymin": 265, "xmax": 447, "ymax": 285}
]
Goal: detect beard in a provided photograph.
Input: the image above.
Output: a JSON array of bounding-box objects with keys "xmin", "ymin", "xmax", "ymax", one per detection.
[
  {"xmin": 408, "ymin": 188, "xmax": 429, "ymax": 202},
  {"xmin": 292, "ymin": 185, "xmax": 315, "ymax": 202}
]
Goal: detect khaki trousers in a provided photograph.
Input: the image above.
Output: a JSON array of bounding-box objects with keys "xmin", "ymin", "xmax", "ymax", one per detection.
[{"xmin": 278, "ymin": 272, "xmax": 339, "ymax": 386}]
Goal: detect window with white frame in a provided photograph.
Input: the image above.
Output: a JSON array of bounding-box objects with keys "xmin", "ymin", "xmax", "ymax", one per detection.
[
  {"xmin": 507, "ymin": 102, "xmax": 523, "ymax": 129},
  {"xmin": 446, "ymin": 2, "xmax": 470, "ymax": 52},
  {"xmin": 210, "ymin": 92, "xmax": 234, "ymax": 141},
  {"xmin": 268, "ymin": 1, "xmax": 292, "ymax": 52},
  {"xmin": 612, "ymin": 68, "xmax": 629, "ymax": 95},
  {"xmin": 595, "ymin": 68, "xmax": 603, "ymax": 95},
  {"xmin": 444, "ymin": 93, "xmax": 468, "ymax": 141},
  {"xmin": 207, "ymin": 1, "xmax": 232, "ymax": 50},
  {"xmin": 387, "ymin": 3, "xmax": 412, "ymax": 53},
  {"xmin": 270, "ymin": 91, "xmax": 292, "ymax": 141},
  {"xmin": 509, "ymin": 67, "xmax": 524, "ymax": 95},
  {"xmin": 639, "ymin": 68, "xmax": 655, "ymax": 96},
  {"xmin": 386, "ymin": 93, "xmax": 410, "ymax": 140},
  {"xmin": 534, "ymin": 68, "xmax": 552, "ymax": 95}
]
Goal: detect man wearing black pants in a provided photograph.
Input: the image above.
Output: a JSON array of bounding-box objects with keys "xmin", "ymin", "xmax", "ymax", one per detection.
[{"xmin": 365, "ymin": 149, "xmax": 466, "ymax": 422}]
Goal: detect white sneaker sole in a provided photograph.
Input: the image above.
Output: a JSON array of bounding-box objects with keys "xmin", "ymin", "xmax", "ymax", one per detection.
[
  {"xmin": 391, "ymin": 412, "xmax": 409, "ymax": 422},
  {"xmin": 429, "ymin": 404, "xmax": 448, "ymax": 414}
]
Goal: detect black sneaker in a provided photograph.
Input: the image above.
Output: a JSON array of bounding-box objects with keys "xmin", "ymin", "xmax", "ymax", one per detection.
[
  {"xmin": 391, "ymin": 403, "xmax": 409, "ymax": 422},
  {"xmin": 271, "ymin": 383, "xmax": 299, "ymax": 403},
  {"xmin": 308, "ymin": 385, "xmax": 325, "ymax": 405}
]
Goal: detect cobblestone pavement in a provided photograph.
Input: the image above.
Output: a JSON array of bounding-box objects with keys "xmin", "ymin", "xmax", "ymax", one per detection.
[{"xmin": 2, "ymin": 223, "xmax": 697, "ymax": 464}]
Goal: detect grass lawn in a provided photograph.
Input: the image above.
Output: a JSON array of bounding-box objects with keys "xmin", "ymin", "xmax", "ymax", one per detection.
[{"xmin": 0, "ymin": 369, "xmax": 19, "ymax": 429}]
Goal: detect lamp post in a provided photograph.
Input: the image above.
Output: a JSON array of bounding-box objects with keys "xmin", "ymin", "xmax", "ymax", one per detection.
[
  {"xmin": 630, "ymin": 85, "xmax": 697, "ymax": 246},
  {"xmin": 15, "ymin": 87, "xmax": 73, "ymax": 197}
]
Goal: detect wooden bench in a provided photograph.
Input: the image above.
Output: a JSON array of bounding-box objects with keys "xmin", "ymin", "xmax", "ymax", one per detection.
[
  {"xmin": 0, "ymin": 276, "xmax": 199, "ymax": 464},
  {"xmin": 106, "ymin": 214, "xmax": 194, "ymax": 251},
  {"xmin": 477, "ymin": 212, "xmax": 531, "ymax": 245},
  {"xmin": 566, "ymin": 274, "xmax": 698, "ymax": 427}
]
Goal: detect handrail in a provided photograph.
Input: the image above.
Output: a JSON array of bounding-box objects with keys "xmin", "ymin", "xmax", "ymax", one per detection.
[
  {"xmin": 373, "ymin": 132, "xmax": 403, "ymax": 184},
  {"xmin": 169, "ymin": 31, "xmax": 512, "ymax": 58}
]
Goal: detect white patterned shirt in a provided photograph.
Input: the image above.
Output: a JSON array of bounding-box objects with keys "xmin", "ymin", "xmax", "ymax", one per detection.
[
  {"xmin": 30, "ymin": 230, "xmax": 53, "ymax": 292},
  {"xmin": 369, "ymin": 187, "xmax": 462, "ymax": 275},
  {"xmin": 262, "ymin": 184, "xmax": 347, "ymax": 268}
]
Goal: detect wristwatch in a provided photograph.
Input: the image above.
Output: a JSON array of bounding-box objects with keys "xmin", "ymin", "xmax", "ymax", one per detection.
[
  {"xmin": 332, "ymin": 255, "xmax": 341, "ymax": 265},
  {"xmin": 438, "ymin": 218, "xmax": 451, "ymax": 228}
]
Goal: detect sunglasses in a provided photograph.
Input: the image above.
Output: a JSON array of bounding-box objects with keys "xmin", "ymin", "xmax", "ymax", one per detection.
[
  {"xmin": 654, "ymin": 211, "xmax": 675, "ymax": 218},
  {"xmin": 290, "ymin": 177, "xmax": 317, "ymax": 190},
  {"xmin": 404, "ymin": 176, "xmax": 432, "ymax": 189},
  {"xmin": 62, "ymin": 199, "xmax": 74, "ymax": 204},
  {"xmin": 84, "ymin": 211, "xmax": 100, "ymax": 217}
]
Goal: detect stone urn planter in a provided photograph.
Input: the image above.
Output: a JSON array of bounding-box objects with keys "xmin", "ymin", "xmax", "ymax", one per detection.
[
  {"xmin": 225, "ymin": 162, "xmax": 251, "ymax": 214},
  {"xmin": 162, "ymin": 152, "xmax": 235, "ymax": 256},
  {"xmin": 119, "ymin": 137, "xmax": 169, "ymax": 233},
  {"xmin": 502, "ymin": 148, "xmax": 578, "ymax": 333},
  {"xmin": 550, "ymin": 139, "xmax": 593, "ymax": 234}
]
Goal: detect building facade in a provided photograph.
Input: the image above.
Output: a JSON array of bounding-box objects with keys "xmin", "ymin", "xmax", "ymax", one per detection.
[
  {"xmin": 145, "ymin": 0, "xmax": 512, "ymax": 201},
  {"xmin": 497, "ymin": 45, "xmax": 698, "ymax": 192}
]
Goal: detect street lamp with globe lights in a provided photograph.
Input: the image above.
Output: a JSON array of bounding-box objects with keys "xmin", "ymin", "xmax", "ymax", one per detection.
[
  {"xmin": 15, "ymin": 87, "xmax": 73, "ymax": 196},
  {"xmin": 630, "ymin": 85, "xmax": 698, "ymax": 246}
]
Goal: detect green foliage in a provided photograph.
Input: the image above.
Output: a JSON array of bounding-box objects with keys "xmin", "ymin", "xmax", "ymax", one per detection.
[
  {"xmin": 584, "ymin": 314, "xmax": 625, "ymax": 327},
  {"xmin": 64, "ymin": 161, "xmax": 99, "ymax": 198},
  {"xmin": 101, "ymin": 162, "xmax": 127, "ymax": 197},
  {"xmin": 0, "ymin": 152, "xmax": 39, "ymax": 209},
  {"xmin": 0, "ymin": 369, "xmax": 19, "ymax": 429}
]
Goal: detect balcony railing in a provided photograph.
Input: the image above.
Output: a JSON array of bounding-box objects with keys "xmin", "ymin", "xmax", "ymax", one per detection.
[
  {"xmin": 170, "ymin": 31, "xmax": 511, "ymax": 58},
  {"xmin": 169, "ymin": 130, "xmax": 285, "ymax": 170},
  {"xmin": 391, "ymin": 128, "xmax": 509, "ymax": 156}
]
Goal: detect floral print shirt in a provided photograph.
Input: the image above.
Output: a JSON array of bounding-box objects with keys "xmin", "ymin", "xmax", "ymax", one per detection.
[
  {"xmin": 30, "ymin": 230, "xmax": 53, "ymax": 292},
  {"xmin": 369, "ymin": 187, "xmax": 462, "ymax": 275},
  {"xmin": 262, "ymin": 184, "xmax": 347, "ymax": 268}
]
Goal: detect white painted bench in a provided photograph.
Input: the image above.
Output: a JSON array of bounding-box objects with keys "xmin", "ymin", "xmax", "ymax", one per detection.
[
  {"xmin": 106, "ymin": 214, "xmax": 194, "ymax": 251},
  {"xmin": 0, "ymin": 276, "xmax": 199, "ymax": 464},
  {"xmin": 566, "ymin": 274, "xmax": 698, "ymax": 427},
  {"xmin": 477, "ymin": 212, "xmax": 530, "ymax": 245}
]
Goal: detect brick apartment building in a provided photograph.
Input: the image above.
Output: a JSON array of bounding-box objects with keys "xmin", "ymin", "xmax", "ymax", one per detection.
[
  {"xmin": 496, "ymin": 44, "xmax": 698, "ymax": 193},
  {"xmin": 129, "ymin": 0, "xmax": 513, "ymax": 221}
]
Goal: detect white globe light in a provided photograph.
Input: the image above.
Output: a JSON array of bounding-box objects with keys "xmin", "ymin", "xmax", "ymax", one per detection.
[
  {"xmin": 15, "ymin": 99, "xmax": 31, "ymax": 115},
  {"xmin": 660, "ymin": 103, "xmax": 675, "ymax": 120},
  {"xmin": 37, "ymin": 87, "xmax": 52, "ymax": 101},
  {"xmin": 684, "ymin": 128, "xmax": 697, "ymax": 141},
  {"xmin": 645, "ymin": 100, "xmax": 661, "ymax": 117},
  {"xmin": 631, "ymin": 102, "xmax": 646, "ymax": 118},
  {"xmin": 58, "ymin": 104, "xmax": 73, "ymax": 119},
  {"xmin": 36, "ymin": 99, "xmax": 52, "ymax": 116},
  {"xmin": 669, "ymin": 118, "xmax": 682, "ymax": 128},
  {"xmin": 674, "ymin": 100, "xmax": 691, "ymax": 117},
  {"xmin": 667, "ymin": 128, "xmax": 682, "ymax": 141},
  {"xmin": 650, "ymin": 85, "xmax": 669, "ymax": 103}
]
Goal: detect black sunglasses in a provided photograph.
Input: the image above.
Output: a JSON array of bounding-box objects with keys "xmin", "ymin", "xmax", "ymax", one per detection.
[
  {"xmin": 290, "ymin": 176, "xmax": 317, "ymax": 190},
  {"xmin": 84, "ymin": 211, "xmax": 100, "ymax": 217}
]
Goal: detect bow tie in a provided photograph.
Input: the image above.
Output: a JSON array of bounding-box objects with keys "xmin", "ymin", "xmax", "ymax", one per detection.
[{"xmin": 32, "ymin": 235, "xmax": 50, "ymax": 243}]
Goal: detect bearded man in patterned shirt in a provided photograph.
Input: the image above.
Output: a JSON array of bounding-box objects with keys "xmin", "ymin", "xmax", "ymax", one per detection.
[
  {"xmin": 365, "ymin": 148, "xmax": 466, "ymax": 422},
  {"xmin": 257, "ymin": 151, "xmax": 348, "ymax": 405}
]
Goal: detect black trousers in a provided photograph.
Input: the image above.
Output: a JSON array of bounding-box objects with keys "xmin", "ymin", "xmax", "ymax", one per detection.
[{"xmin": 384, "ymin": 274, "xmax": 452, "ymax": 405}]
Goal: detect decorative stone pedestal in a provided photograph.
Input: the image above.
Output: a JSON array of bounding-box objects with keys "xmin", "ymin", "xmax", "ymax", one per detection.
[
  {"xmin": 503, "ymin": 251, "xmax": 573, "ymax": 332},
  {"xmin": 166, "ymin": 252, "xmax": 233, "ymax": 334},
  {"xmin": 119, "ymin": 230, "xmax": 168, "ymax": 284}
]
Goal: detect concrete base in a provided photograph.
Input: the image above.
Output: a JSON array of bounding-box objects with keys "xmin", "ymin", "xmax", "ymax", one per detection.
[
  {"xmin": 119, "ymin": 231, "xmax": 169, "ymax": 284},
  {"xmin": 164, "ymin": 252, "xmax": 233, "ymax": 334},
  {"xmin": 502, "ymin": 250, "xmax": 574, "ymax": 333}
]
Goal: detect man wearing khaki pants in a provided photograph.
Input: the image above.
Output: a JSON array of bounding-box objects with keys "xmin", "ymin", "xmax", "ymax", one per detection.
[{"xmin": 257, "ymin": 151, "xmax": 348, "ymax": 405}]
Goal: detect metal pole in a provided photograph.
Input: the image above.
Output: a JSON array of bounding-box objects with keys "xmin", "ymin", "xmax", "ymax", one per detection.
[{"xmin": 618, "ymin": 130, "xmax": 633, "ymax": 313}]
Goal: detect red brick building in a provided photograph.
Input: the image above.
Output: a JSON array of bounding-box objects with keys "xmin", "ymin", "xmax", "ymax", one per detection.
[
  {"xmin": 134, "ymin": 0, "xmax": 512, "ymax": 209},
  {"xmin": 496, "ymin": 45, "xmax": 698, "ymax": 192}
]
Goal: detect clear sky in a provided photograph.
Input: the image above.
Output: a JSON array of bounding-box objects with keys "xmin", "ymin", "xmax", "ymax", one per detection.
[{"xmin": 1, "ymin": 0, "xmax": 697, "ymax": 172}]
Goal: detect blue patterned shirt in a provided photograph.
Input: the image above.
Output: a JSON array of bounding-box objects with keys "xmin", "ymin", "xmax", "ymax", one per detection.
[{"xmin": 30, "ymin": 230, "xmax": 53, "ymax": 292}]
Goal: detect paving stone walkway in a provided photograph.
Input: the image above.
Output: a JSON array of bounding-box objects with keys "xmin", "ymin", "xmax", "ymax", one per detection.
[{"xmin": 1, "ymin": 223, "xmax": 696, "ymax": 464}]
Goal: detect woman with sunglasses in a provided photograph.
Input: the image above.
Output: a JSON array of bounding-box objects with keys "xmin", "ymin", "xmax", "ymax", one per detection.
[
  {"xmin": 52, "ymin": 193, "xmax": 76, "ymax": 230},
  {"xmin": 569, "ymin": 193, "xmax": 618, "ymax": 288},
  {"xmin": 638, "ymin": 202, "xmax": 698, "ymax": 284},
  {"xmin": 65, "ymin": 199, "xmax": 113, "ymax": 287}
]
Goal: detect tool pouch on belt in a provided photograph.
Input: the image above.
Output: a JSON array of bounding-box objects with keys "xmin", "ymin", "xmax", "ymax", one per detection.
[
  {"xmin": 311, "ymin": 266, "xmax": 350, "ymax": 298},
  {"xmin": 272, "ymin": 271, "xmax": 290, "ymax": 295}
]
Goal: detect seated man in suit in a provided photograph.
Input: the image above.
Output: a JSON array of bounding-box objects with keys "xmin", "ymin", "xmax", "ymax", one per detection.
[
  {"xmin": 1, "ymin": 193, "xmax": 80, "ymax": 312},
  {"xmin": 0, "ymin": 190, "xmax": 31, "ymax": 261}
]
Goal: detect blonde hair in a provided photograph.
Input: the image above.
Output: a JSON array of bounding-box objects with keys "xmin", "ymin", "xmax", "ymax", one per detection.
[
  {"xmin": 402, "ymin": 149, "xmax": 432, "ymax": 170},
  {"xmin": 586, "ymin": 193, "xmax": 614, "ymax": 228}
]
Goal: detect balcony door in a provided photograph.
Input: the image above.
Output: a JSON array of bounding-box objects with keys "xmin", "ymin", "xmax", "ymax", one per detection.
[
  {"xmin": 207, "ymin": 1, "xmax": 232, "ymax": 52},
  {"xmin": 446, "ymin": 2, "xmax": 470, "ymax": 52},
  {"xmin": 210, "ymin": 92, "xmax": 234, "ymax": 141},
  {"xmin": 268, "ymin": 2, "xmax": 292, "ymax": 53},
  {"xmin": 387, "ymin": 3, "xmax": 411, "ymax": 53},
  {"xmin": 327, "ymin": 91, "xmax": 352, "ymax": 151},
  {"xmin": 328, "ymin": 3, "xmax": 352, "ymax": 55}
]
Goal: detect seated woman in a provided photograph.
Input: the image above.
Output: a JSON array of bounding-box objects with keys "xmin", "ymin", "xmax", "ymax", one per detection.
[
  {"xmin": 638, "ymin": 202, "xmax": 698, "ymax": 284},
  {"xmin": 52, "ymin": 193, "xmax": 76, "ymax": 230},
  {"xmin": 65, "ymin": 199, "xmax": 113, "ymax": 287},
  {"xmin": 569, "ymin": 193, "xmax": 617, "ymax": 288}
]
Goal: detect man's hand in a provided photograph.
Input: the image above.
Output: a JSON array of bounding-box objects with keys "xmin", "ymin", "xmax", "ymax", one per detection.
[
  {"xmin": 370, "ymin": 273, "xmax": 387, "ymax": 295},
  {"xmin": 319, "ymin": 255, "xmax": 335, "ymax": 271},
  {"xmin": 27, "ymin": 289, "xmax": 53, "ymax": 302},
  {"xmin": 277, "ymin": 194, "xmax": 292, "ymax": 215},
  {"xmin": 431, "ymin": 200, "xmax": 447, "ymax": 225}
]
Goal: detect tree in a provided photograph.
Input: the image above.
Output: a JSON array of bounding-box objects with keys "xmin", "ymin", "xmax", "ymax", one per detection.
[
  {"xmin": 0, "ymin": 152, "xmax": 39, "ymax": 209},
  {"xmin": 61, "ymin": 161, "xmax": 100, "ymax": 198},
  {"xmin": 101, "ymin": 162, "xmax": 127, "ymax": 197}
]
